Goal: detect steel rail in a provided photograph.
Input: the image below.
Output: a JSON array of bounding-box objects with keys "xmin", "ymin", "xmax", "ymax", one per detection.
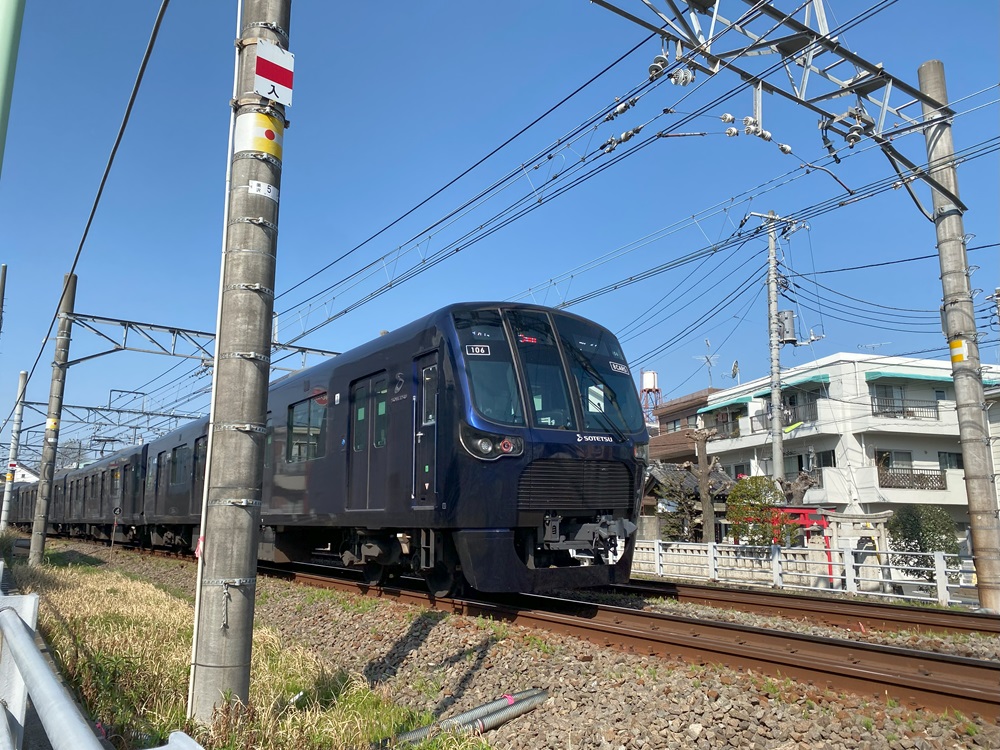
[
  {"xmin": 614, "ymin": 580, "xmax": 1000, "ymax": 636},
  {"xmin": 264, "ymin": 566, "xmax": 1000, "ymax": 720}
]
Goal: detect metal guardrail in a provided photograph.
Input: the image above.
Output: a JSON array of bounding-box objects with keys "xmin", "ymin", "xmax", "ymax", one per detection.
[{"xmin": 0, "ymin": 562, "xmax": 203, "ymax": 750}]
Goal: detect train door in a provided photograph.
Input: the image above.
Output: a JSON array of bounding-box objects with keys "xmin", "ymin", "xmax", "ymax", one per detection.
[
  {"xmin": 348, "ymin": 373, "xmax": 388, "ymax": 511},
  {"xmin": 155, "ymin": 450, "xmax": 168, "ymax": 517},
  {"xmin": 412, "ymin": 354, "xmax": 438, "ymax": 509},
  {"xmin": 123, "ymin": 464, "xmax": 136, "ymax": 518},
  {"xmin": 110, "ymin": 467, "xmax": 123, "ymax": 516},
  {"xmin": 99, "ymin": 471, "xmax": 107, "ymax": 519}
]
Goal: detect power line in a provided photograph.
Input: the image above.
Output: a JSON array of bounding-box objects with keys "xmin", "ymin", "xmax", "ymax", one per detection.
[{"xmin": 0, "ymin": 0, "xmax": 172, "ymax": 438}]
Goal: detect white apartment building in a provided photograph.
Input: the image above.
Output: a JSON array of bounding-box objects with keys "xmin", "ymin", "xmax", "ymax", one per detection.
[{"xmin": 696, "ymin": 352, "xmax": 1000, "ymax": 533}]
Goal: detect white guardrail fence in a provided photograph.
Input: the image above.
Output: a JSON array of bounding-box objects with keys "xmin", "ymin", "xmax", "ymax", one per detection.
[
  {"xmin": 0, "ymin": 562, "xmax": 203, "ymax": 750},
  {"xmin": 631, "ymin": 540, "xmax": 979, "ymax": 607}
]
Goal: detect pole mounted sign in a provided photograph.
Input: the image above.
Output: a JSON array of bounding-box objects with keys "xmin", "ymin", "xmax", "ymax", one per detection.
[{"xmin": 254, "ymin": 40, "xmax": 293, "ymax": 105}]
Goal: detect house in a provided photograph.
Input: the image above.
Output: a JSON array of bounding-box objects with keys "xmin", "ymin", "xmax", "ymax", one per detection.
[
  {"xmin": 689, "ymin": 352, "xmax": 1000, "ymax": 537},
  {"xmin": 648, "ymin": 387, "xmax": 720, "ymax": 463},
  {"xmin": 9, "ymin": 463, "xmax": 38, "ymax": 484}
]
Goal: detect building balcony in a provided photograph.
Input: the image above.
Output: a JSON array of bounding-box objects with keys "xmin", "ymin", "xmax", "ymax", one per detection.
[
  {"xmin": 870, "ymin": 397, "xmax": 939, "ymax": 420},
  {"xmin": 751, "ymin": 401, "xmax": 818, "ymax": 433},
  {"xmin": 713, "ymin": 421, "xmax": 740, "ymax": 439},
  {"xmin": 877, "ymin": 466, "xmax": 947, "ymax": 490}
]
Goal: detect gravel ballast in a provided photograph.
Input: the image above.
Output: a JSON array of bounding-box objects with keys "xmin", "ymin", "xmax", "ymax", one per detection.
[{"xmin": 47, "ymin": 543, "xmax": 1000, "ymax": 749}]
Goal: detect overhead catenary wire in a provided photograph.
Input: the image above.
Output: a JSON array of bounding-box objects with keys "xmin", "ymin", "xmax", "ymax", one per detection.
[{"xmin": 13, "ymin": 2, "xmax": 992, "ymax": 456}]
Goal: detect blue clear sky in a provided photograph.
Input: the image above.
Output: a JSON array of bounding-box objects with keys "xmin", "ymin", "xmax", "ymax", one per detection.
[{"xmin": 0, "ymin": 1, "xmax": 997, "ymax": 460}]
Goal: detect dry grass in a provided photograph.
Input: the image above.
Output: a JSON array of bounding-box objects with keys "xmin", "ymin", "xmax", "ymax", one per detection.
[{"xmin": 10, "ymin": 548, "xmax": 487, "ymax": 750}]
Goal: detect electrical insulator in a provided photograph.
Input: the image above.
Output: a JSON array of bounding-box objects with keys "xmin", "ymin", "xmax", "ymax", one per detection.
[
  {"xmin": 759, "ymin": 129, "xmax": 772, "ymax": 141},
  {"xmin": 846, "ymin": 123, "xmax": 864, "ymax": 147},
  {"xmin": 620, "ymin": 129, "xmax": 634, "ymax": 143},
  {"xmin": 742, "ymin": 116, "xmax": 757, "ymax": 127},
  {"xmin": 777, "ymin": 143, "xmax": 792, "ymax": 154},
  {"xmin": 720, "ymin": 113, "xmax": 735, "ymax": 123},
  {"xmin": 669, "ymin": 68, "xmax": 694, "ymax": 86},
  {"xmin": 604, "ymin": 97, "xmax": 638, "ymax": 122},
  {"xmin": 648, "ymin": 54, "xmax": 669, "ymax": 80},
  {"xmin": 725, "ymin": 127, "xmax": 739, "ymax": 137}
]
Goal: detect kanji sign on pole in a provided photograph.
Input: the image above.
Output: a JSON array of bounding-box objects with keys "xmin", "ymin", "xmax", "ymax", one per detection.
[{"xmin": 254, "ymin": 39, "xmax": 293, "ymax": 105}]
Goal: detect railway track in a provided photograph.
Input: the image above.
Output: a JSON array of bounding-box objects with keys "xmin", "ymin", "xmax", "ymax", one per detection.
[
  {"xmin": 261, "ymin": 563, "xmax": 1000, "ymax": 721},
  {"xmin": 614, "ymin": 579, "xmax": 1000, "ymax": 637},
  {"xmin": 37, "ymin": 541, "xmax": 1000, "ymax": 721}
]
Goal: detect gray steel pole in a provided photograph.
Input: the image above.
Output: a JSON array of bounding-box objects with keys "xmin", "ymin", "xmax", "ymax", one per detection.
[
  {"xmin": 766, "ymin": 213, "xmax": 784, "ymax": 484},
  {"xmin": 1, "ymin": 370, "xmax": 27, "ymax": 530},
  {"xmin": 918, "ymin": 60, "xmax": 1000, "ymax": 612},
  {"xmin": 189, "ymin": 0, "xmax": 291, "ymax": 720},
  {"xmin": 29, "ymin": 274, "xmax": 76, "ymax": 566}
]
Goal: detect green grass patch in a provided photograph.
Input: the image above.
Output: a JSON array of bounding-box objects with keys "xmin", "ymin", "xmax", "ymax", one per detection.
[{"xmin": 11, "ymin": 560, "xmax": 486, "ymax": 750}]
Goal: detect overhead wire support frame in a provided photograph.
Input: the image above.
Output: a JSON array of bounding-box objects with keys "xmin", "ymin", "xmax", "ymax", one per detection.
[
  {"xmin": 62, "ymin": 313, "xmax": 339, "ymax": 368},
  {"xmin": 589, "ymin": 0, "xmax": 964, "ymax": 210}
]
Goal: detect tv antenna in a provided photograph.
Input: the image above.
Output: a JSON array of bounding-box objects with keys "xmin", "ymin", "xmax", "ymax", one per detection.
[{"xmin": 694, "ymin": 339, "xmax": 719, "ymax": 387}]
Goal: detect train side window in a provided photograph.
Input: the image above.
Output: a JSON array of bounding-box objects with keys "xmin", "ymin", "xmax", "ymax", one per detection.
[
  {"xmin": 288, "ymin": 393, "xmax": 327, "ymax": 463},
  {"xmin": 263, "ymin": 418, "xmax": 272, "ymax": 469},
  {"xmin": 170, "ymin": 444, "xmax": 191, "ymax": 486},
  {"xmin": 146, "ymin": 454, "xmax": 157, "ymax": 494},
  {"xmin": 193, "ymin": 436, "xmax": 208, "ymax": 483},
  {"xmin": 156, "ymin": 451, "xmax": 168, "ymax": 492},
  {"xmin": 422, "ymin": 365, "xmax": 438, "ymax": 425},
  {"xmin": 110, "ymin": 469, "xmax": 121, "ymax": 496},
  {"xmin": 352, "ymin": 383, "xmax": 369, "ymax": 452},
  {"xmin": 373, "ymin": 378, "xmax": 388, "ymax": 448}
]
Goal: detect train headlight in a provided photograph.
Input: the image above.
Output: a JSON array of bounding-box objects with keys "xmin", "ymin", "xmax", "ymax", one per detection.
[
  {"xmin": 461, "ymin": 423, "xmax": 524, "ymax": 461},
  {"xmin": 634, "ymin": 443, "xmax": 649, "ymax": 464}
]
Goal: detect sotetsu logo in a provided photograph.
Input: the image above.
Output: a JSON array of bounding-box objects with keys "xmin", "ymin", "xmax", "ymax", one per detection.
[{"xmin": 576, "ymin": 434, "xmax": 614, "ymax": 443}]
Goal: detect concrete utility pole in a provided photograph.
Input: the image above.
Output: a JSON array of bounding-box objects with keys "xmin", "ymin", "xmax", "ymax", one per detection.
[
  {"xmin": 918, "ymin": 61, "xmax": 1000, "ymax": 612},
  {"xmin": 764, "ymin": 212, "xmax": 784, "ymax": 484},
  {"xmin": 29, "ymin": 274, "xmax": 76, "ymax": 566},
  {"xmin": 189, "ymin": 0, "xmax": 292, "ymax": 720},
  {"xmin": 690, "ymin": 428, "xmax": 717, "ymax": 542},
  {"xmin": 1, "ymin": 370, "xmax": 27, "ymax": 530},
  {"xmin": 748, "ymin": 211, "xmax": 788, "ymax": 484}
]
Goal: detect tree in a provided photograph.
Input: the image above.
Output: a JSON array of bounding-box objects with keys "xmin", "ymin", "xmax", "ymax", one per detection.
[
  {"xmin": 887, "ymin": 504, "xmax": 959, "ymax": 582},
  {"xmin": 725, "ymin": 476, "xmax": 796, "ymax": 546},
  {"xmin": 656, "ymin": 490, "xmax": 701, "ymax": 542},
  {"xmin": 648, "ymin": 464, "xmax": 702, "ymax": 542}
]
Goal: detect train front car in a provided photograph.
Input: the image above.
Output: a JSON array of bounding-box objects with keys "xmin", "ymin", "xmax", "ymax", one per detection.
[{"xmin": 446, "ymin": 304, "xmax": 648, "ymax": 592}]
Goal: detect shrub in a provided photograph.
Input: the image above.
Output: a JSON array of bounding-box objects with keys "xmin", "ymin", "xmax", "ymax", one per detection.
[
  {"xmin": 886, "ymin": 504, "xmax": 959, "ymax": 582},
  {"xmin": 725, "ymin": 476, "xmax": 795, "ymax": 546}
]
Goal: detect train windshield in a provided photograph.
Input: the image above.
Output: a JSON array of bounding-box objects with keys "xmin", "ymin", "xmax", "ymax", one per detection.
[
  {"xmin": 552, "ymin": 314, "xmax": 645, "ymax": 435},
  {"xmin": 454, "ymin": 308, "xmax": 643, "ymax": 434},
  {"xmin": 506, "ymin": 310, "xmax": 577, "ymax": 430},
  {"xmin": 453, "ymin": 310, "xmax": 525, "ymax": 426}
]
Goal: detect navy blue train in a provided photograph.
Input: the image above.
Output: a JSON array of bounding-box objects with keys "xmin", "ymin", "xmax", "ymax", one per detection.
[{"xmin": 9, "ymin": 302, "xmax": 648, "ymax": 594}]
